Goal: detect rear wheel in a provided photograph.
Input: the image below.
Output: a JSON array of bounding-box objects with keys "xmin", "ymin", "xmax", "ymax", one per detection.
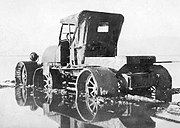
[
  {"xmin": 149, "ymin": 65, "xmax": 172, "ymax": 102},
  {"xmin": 135, "ymin": 78, "xmax": 171, "ymax": 102},
  {"xmin": 76, "ymin": 69, "xmax": 99, "ymax": 122},
  {"xmin": 76, "ymin": 67, "xmax": 119, "ymax": 122}
]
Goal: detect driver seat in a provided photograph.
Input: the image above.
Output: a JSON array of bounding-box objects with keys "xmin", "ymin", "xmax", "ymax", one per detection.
[{"xmin": 59, "ymin": 40, "xmax": 70, "ymax": 66}]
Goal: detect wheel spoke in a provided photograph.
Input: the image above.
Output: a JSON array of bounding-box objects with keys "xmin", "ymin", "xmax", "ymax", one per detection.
[
  {"xmin": 85, "ymin": 73, "xmax": 98, "ymax": 115},
  {"xmin": 88, "ymin": 97, "xmax": 95, "ymax": 102},
  {"xmin": 89, "ymin": 101, "xmax": 94, "ymax": 107},
  {"xmin": 151, "ymin": 86, "xmax": 156, "ymax": 91},
  {"xmin": 45, "ymin": 92, "xmax": 52, "ymax": 104},
  {"xmin": 92, "ymin": 103, "xmax": 97, "ymax": 112},
  {"xmin": 150, "ymin": 86, "xmax": 156, "ymax": 99},
  {"xmin": 44, "ymin": 74, "xmax": 53, "ymax": 89},
  {"xmin": 89, "ymin": 80, "xmax": 95, "ymax": 87},
  {"xmin": 90, "ymin": 91, "xmax": 94, "ymax": 97},
  {"xmin": 43, "ymin": 72, "xmax": 53, "ymax": 104},
  {"xmin": 88, "ymin": 86, "xmax": 95, "ymax": 89}
]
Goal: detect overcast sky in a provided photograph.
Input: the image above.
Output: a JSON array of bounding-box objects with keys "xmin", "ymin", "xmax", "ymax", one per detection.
[{"xmin": 0, "ymin": 0, "xmax": 180, "ymax": 56}]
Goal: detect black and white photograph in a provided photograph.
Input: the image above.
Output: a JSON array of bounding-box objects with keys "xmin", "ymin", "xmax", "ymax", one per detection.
[{"xmin": 0, "ymin": 0, "xmax": 180, "ymax": 128}]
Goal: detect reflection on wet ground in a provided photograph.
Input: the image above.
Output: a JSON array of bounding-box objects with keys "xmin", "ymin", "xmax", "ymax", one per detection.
[{"xmin": 12, "ymin": 82, "xmax": 180, "ymax": 128}]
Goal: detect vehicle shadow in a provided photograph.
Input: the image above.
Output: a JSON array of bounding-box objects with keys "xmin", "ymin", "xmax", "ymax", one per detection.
[{"xmin": 14, "ymin": 83, "xmax": 161, "ymax": 128}]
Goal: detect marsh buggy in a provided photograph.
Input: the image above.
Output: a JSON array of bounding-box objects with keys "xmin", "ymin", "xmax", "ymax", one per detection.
[{"xmin": 15, "ymin": 10, "xmax": 173, "ymax": 122}]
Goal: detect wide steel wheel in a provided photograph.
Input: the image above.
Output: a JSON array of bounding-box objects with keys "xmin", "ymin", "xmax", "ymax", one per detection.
[
  {"xmin": 76, "ymin": 67, "xmax": 119, "ymax": 122},
  {"xmin": 15, "ymin": 61, "xmax": 38, "ymax": 86},
  {"xmin": 33, "ymin": 68, "xmax": 61, "ymax": 107},
  {"xmin": 15, "ymin": 61, "xmax": 38, "ymax": 107},
  {"xmin": 149, "ymin": 65, "xmax": 172, "ymax": 102},
  {"xmin": 76, "ymin": 69, "xmax": 99, "ymax": 122}
]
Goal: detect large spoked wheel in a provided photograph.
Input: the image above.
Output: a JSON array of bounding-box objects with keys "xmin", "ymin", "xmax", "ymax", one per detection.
[
  {"xmin": 15, "ymin": 61, "xmax": 38, "ymax": 106},
  {"xmin": 33, "ymin": 68, "xmax": 52, "ymax": 107},
  {"xmin": 33, "ymin": 68, "xmax": 61, "ymax": 107},
  {"xmin": 76, "ymin": 69, "xmax": 99, "ymax": 122},
  {"xmin": 15, "ymin": 61, "xmax": 38, "ymax": 86}
]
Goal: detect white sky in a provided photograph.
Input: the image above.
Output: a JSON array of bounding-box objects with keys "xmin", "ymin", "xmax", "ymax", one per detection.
[{"xmin": 0, "ymin": 0, "xmax": 180, "ymax": 56}]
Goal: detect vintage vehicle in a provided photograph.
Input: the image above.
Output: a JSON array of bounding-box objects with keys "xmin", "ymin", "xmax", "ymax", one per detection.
[
  {"xmin": 15, "ymin": 10, "xmax": 173, "ymax": 122},
  {"xmin": 15, "ymin": 82, "xmax": 158, "ymax": 128}
]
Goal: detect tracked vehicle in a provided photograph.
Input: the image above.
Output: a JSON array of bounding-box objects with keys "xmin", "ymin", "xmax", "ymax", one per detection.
[{"xmin": 15, "ymin": 10, "xmax": 172, "ymax": 122}]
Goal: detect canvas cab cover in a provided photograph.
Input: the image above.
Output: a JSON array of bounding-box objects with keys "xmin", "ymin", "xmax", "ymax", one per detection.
[{"xmin": 60, "ymin": 10, "xmax": 124, "ymax": 58}]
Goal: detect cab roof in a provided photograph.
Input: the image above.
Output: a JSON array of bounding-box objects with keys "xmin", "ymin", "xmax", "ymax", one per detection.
[{"xmin": 60, "ymin": 10, "xmax": 124, "ymax": 25}]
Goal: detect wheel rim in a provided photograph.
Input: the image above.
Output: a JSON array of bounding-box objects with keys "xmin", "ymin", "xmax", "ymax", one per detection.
[
  {"xmin": 85, "ymin": 73, "xmax": 98, "ymax": 115},
  {"xmin": 21, "ymin": 65, "xmax": 27, "ymax": 85},
  {"xmin": 43, "ymin": 73, "xmax": 53, "ymax": 104}
]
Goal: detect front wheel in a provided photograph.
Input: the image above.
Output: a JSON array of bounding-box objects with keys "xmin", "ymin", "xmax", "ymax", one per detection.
[
  {"xmin": 33, "ymin": 68, "xmax": 61, "ymax": 107},
  {"xmin": 15, "ymin": 61, "xmax": 38, "ymax": 86},
  {"xmin": 15, "ymin": 61, "xmax": 38, "ymax": 106}
]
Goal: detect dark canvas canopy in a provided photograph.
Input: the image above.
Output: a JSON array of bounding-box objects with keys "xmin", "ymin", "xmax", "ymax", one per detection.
[{"xmin": 60, "ymin": 10, "xmax": 124, "ymax": 58}]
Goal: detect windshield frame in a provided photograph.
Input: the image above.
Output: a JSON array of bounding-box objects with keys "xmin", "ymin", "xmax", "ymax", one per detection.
[{"xmin": 59, "ymin": 23, "xmax": 77, "ymax": 42}]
